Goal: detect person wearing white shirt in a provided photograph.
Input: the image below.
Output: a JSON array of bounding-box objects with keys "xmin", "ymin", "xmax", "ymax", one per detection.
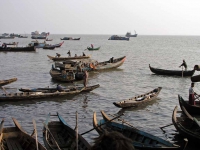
[{"xmin": 189, "ymin": 82, "xmax": 196, "ymax": 105}]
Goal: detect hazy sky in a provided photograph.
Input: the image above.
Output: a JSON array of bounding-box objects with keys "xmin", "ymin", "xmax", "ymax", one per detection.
[{"xmin": 1, "ymin": 0, "xmax": 200, "ymax": 35}]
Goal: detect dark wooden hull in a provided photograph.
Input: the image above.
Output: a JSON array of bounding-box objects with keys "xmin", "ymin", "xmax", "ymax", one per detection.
[
  {"xmin": 149, "ymin": 64, "xmax": 195, "ymax": 76},
  {"xmin": 0, "ymin": 78, "xmax": 17, "ymax": 86},
  {"xmin": 19, "ymin": 84, "xmax": 100, "ymax": 93},
  {"xmin": 93, "ymin": 111, "xmax": 184, "ymax": 150},
  {"xmin": 191, "ymin": 74, "xmax": 200, "ymax": 82},
  {"xmin": 172, "ymin": 106, "xmax": 200, "ymax": 145},
  {"xmin": 47, "ymin": 55, "xmax": 90, "ymax": 61},
  {"xmin": 43, "ymin": 46, "xmax": 55, "ymax": 50},
  {"xmin": 87, "ymin": 46, "xmax": 100, "ymax": 50},
  {"xmin": 0, "ymin": 46, "xmax": 36, "ymax": 52},
  {"xmin": 113, "ymin": 87, "xmax": 162, "ymax": 108},
  {"xmin": 0, "ymin": 118, "xmax": 46, "ymax": 150},
  {"xmin": 178, "ymin": 95, "xmax": 200, "ymax": 115},
  {"xmin": 0, "ymin": 87, "xmax": 84, "ymax": 102},
  {"xmin": 61, "ymin": 37, "xmax": 80, "ymax": 40},
  {"xmin": 43, "ymin": 113, "xmax": 91, "ymax": 150}
]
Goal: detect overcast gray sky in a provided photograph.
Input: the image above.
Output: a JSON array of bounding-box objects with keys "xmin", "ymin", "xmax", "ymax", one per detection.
[{"xmin": 1, "ymin": 0, "xmax": 200, "ymax": 35}]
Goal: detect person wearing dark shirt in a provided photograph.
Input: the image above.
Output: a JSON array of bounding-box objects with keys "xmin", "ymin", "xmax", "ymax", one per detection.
[
  {"xmin": 179, "ymin": 59, "xmax": 187, "ymax": 70},
  {"xmin": 67, "ymin": 50, "xmax": 71, "ymax": 57}
]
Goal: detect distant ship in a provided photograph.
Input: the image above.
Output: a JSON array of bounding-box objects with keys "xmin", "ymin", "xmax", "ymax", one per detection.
[
  {"xmin": 125, "ymin": 30, "xmax": 137, "ymax": 37},
  {"xmin": 31, "ymin": 31, "xmax": 50, "ymax": 39},
  {"xmin": 108, "ymin": 35, "xmax": 129, "ymax": 41}
]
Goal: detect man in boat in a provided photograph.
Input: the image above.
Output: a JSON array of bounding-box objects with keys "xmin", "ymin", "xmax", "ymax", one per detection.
[
  {"xmin": 67, "ymin": 50, "xmax": 71, "ymax": 57},
  {"xmin": 179, "ymin": 59, "xmax": 187, "ymax": 70},
  {"xmin": 109, "ymin": 57, "xmax": 114, "ymax": 63},
  {"xmin": 91, "ymin": 44, "xmax": 93, "ymax": 48},
  {"xmin": 77, "ymin": 61, "xmax": 82, "ymax": 72},
  {"xmin": 83, "ymin": 52, "xmax": 86, "ymax": 56},
  {"xmin": 91, "ymin": 131, "xmax": 135, "ymax": 150},
  {"xmin": 56, "ymin": 53, "xmax": 61, "ymax": 57},
  {"xmin": 189, "ymin": 82, "xmax": 197, "ymax": 105},
  {"xmin": 57, "ymin": 84, "xmax": 63, "ymax": 92},
  {"xmin": 83, "ymin": 70, "xmax": 88, "ymax": 88}
]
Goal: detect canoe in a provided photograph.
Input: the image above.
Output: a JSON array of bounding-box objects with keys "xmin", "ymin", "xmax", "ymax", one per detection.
[
  {"xmin": 93, "ymin": 111, "xmax": 186, "ymax": 150},
  {"xmin": 47, "ymin": 55, "xmax": 91, "ymax": 61},
  {"xmin": 0, "ymin": 118, "xmax": 46, "ymax": 150},
  {"xmin": 0, "ymin": 86, "xmax": 85, "ymax": 102},
  {"xmin": 149, "ymin": 64, "xmax": 195, "ymax": 76},
  {"xmin": 178, "ymin": 95, "xmax": 200, "ymax": 115},
  {"xmin": 60, "ymin": 37, "xmax": 81, "ymax": 40},
  {"xmin": 43, "ymin": 113, "xmax": 91, "ymax": 150},
  {"xmin": 113, "ymin": 87, "xmax": 162, "ymax": 108},
  {"xmin": 43, "ymin": 45, "xmax": 56, "ymax": 50},
  {"xmin": 172, "ymin": 105, "xmax": 200, "ymax": 145},
  {"xmin": 0, "ymin": 46, "xmax": 36, "ymax": 52},
  {"xmin": 53, "ymin": 41, "xmax": 64, "ymax": 48},
  {"xmin": 49, "ymin": 69, "xmax": 84, "ymax": 82},
  {"xmin": 87, "ymin": 46, "xmax": 101, "ymax": 51},
  {"xmin": 191, "ymin": 74, "xmax": 200, "ymax": 82},
  {"xmin": 19, "ymin": 84, "xmax": 100, "ymax": 93},
  {"xmin": 0, "ymin": 78, "xmax": 17, "ymax": 86}
]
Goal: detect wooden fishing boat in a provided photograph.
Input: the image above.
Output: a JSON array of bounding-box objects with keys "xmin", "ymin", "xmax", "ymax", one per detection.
[
  {"xmin": 43, "ymin": 113, "xmax": 91, "ymax": 150},
  {"xmin": 0, "ymin": 46, "xmax": 36, "ymax": 52},
  {"xmin": 50, "ymin": 69, "xmax": 84, "ymax": 82},
  {"xmin": 43, "ymin": 45, "xmax": 56, "ymax": 50},
  {"xmin": 0, "ymin": 78, "xmax": 17, "ymax": 86},
  {"xmin": 191, "ymin": 74, "xmax": 200, "ymax": 82},
  {"xmin": 53, "ymin": 41, "xmax": 64, "ymax": 48},
  {"xmin": 4, "ymin": 42, "xmax": 18, "ymax": 45},
  {"xmin": 60, "ymin": 37, "xmax": 81, "ymax": 40},
  {"xmin": 93, "ymin": 111, "xmax": 186, "ymax": 150},
  {"xmin": 87, "ymin": 46, "xmax": 101, "ymax": 51},
  {"xmin": 178, "ymin": 95, "xmax": 200, "ymax": 115},
  {"xmin": 47, "ymin": 55, "xmax": 91, "ymax": 61},
  {"xmin": 46, "ymin": 38, "xmax": 53, "ymax": 41},
  {"xmin": 0, "ymin": 118, "xmax": 46, "ymax": 150},
  {"xmin": 18, "ymin": 35, "xmax": 28, "ymax": 38},
  {"xmin": 172, "ymin": 105, "xmax": 200, "ymax": 145},
  {"xmin": 149, "ymin": 64, "xmax": 195, "ymax": 76},
  {"xmin": 113, "ymin": 87, "xmax": 162, "ymax": 108},
  {"xmin": 19, "ymin": 84, "xmax": 100, "ymax": 93},
  {"xmin": 0, "ymin": 86, "xmax": 85, "ymax": 102}
]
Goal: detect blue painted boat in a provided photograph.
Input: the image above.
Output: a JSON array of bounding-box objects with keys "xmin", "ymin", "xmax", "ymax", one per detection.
[
  {"xmin": 43, "ymin": 113, "xmax": 91, "ymax": 150},
  {"xmin": 93, "ymin": 111, "xmax": 187, "ymax": 150}
]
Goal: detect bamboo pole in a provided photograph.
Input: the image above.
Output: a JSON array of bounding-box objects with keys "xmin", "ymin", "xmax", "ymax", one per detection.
[
  {"xmin": 76, "ymin": 111, "xmax": 78, "ymax": 150},
  {"xmin": 32, "ymin": 119, "xmax": 38, "ymax": 150}
]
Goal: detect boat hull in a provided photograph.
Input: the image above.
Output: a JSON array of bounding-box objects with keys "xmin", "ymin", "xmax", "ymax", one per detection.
[{"xmin": 0, "ymin": 46, "xmax": 36, "ymax": 52}]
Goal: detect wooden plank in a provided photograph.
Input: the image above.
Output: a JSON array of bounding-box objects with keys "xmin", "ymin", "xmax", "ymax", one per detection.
[{"xmin": 6, "ymin": 138, "xmax": 23, "ymax": 150}]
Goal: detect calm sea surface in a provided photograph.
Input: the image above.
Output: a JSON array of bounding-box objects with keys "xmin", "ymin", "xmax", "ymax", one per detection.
[{"xmin": 1, "ymin": 34, "xmax": 200, "ymax": 149}]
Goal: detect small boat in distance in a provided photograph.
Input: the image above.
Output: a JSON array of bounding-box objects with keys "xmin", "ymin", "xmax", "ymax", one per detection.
[
  {"xmin": 60, "ymin": 37, "xmax": 81, "ymax": 40},
  {"xmin": 87, "ymin": 46, "xmax": 101, "ymax": 51},
  {"xmin": 108, "ymin": 35, "xmax": 129, "ymax": 41},
  {"xmin": 149, "ymin": 64, "xmax": 195, "ymax": 76},
  {"xmin": 126, "ymin": 30, "xmax": 137, "ymax": 37}
]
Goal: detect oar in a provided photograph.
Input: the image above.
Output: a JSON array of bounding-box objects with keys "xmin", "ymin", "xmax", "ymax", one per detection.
[
  {"xmin": 182, "ymin": 66, "xmax": 183, "ymax": 78},
  {"xmin": 108, "ymin": 113, "xmax": 137, "ymax": 129},
  {"xmin": 43, "ymin": 122, "xmax": 62, "ymax": 150},
  {"xmin": 75, "ymin": 111, "xmax": 78, "ymax": 150},
  {"xmin": 81, "ymin": 113, "xmax": 124, "ymax": 135},
  {"xmin": 33, "ymin": 119, "xmax": 38, "ymax": 150}
]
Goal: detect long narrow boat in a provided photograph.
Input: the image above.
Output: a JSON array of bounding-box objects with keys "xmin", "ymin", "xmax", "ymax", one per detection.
[
  {"xmin": 0, "ymin": 86, "xmax": 86, "ymax": 102},
  {"xmin": 93, "ymin": 111, "xmax": 186, "ymax": 150},
  {"xmin": 49, "ymin": 69, "xmax": 84, "ymax": 82},
  {"xmin": 191, "ymin": 74, "xmax": 200, "ymax": 82},
  {"xmin": 113, "ymin": 87, "xmax": 162, "ymax": 108},
  {"xmin": 149, "ymin": 64, "xmax": 195, "ymax": 76},
  {"xmin": 53, "ymin": 41, "xmax": 64, "ymax": 48},
  {"xmin": 87, "ymin": 46, "xmax": 101, "ymax": 51},
  {"xmin": 19, "ymin": 84, "xmax": 100, "ymax": 93},
  {"xmin": 43, "ymin": 45, "xmax": 56, "ymax": 50},
  {"xmin": 43, "ymin": 113, "xmax": 91, "ymax": 150},
  {"xmin": 0, "ymin": 118, "xmax": 46, "ymax": 150},
  {"xmin": 172, "ymin": 106, "xmax": 200, "ymax": 145},
  {"xmin": 178, "ymin": 95, "xmax": 200, "ymax": 115},
  {"xmin": 0, "ymin": 46, "xmax": 36, "ymax": 52},
  {"xmin": 47, "ymin": 55, "xmax": 91, "ymax": 61},
  {"xmin": 0, "ymin": 78, "xmax": 17, "ymax": 86}
]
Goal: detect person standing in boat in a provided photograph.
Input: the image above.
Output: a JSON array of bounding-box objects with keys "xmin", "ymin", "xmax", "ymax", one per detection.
[
  {"xmin": 83, "ymin": 70, "xmax": 88, "ymax": 88},
  {"xmin": 179, "ymin": 59, "xmax": 187, "ymax": 71},
  {"xmin": 83, "ymin": 52, "xmax": 86, "ymax": 56},
  {"xmin": 67, "ymin": 50, "xmax": 71, "ymax": 57},
  {"xmin": 189, "ymin": 82, "xmax": 197, "ymax": 105}
]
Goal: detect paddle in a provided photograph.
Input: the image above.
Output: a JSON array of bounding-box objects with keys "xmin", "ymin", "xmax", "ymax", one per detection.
[
  {"xmin": 182, "ymin": 66, "xmax": 183, "ymax": 78},
  {"xmin": 32, "ymin": 119, "xmax": 38, "ymax": 150},
  {"xmin": 81, "ymin": 113, "xmax": 124, "ymax": 135},
  {"xmin": 43, "ymin": 122, "xmax": 62, "ymax": 150},
  {"xmin": 75, "ymin": 111, "xmax": 78, "ymax": 150}
]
